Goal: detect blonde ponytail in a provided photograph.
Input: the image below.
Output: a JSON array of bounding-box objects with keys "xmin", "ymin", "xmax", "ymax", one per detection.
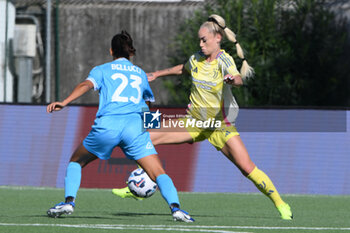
[{"xmin": 207, "ymin": 14, "xmax": 254, "ymax": 79}]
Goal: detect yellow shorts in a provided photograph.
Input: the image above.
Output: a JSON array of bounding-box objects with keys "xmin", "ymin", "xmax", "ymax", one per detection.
[{"xmin": 179, "ymin": 117, "xmax": 239, "ymax": 150}]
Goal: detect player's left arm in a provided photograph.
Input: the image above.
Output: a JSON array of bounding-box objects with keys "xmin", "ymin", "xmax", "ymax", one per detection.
[{"xmin": 47, "ymin": 80, "xmax": 94, "ymax": 113}]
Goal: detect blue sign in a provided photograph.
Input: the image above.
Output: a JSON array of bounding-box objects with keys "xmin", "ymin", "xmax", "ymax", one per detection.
[{"xmin": 143, "ymin": 110, "xmax": 161, "ymax": 129}]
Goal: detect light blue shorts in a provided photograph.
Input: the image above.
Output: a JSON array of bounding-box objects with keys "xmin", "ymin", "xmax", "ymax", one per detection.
[{"xmin": 83, "ymin": 113, "xmax": 157, "ymax": 160}]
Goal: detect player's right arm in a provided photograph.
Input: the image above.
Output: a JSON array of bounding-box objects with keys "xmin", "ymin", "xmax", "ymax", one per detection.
[
  {"xmin": 47, "ymin": 80, "xmax": 94, "ymax": 113},
  {"xmin": 147, "ymin": 64, "xmax": 186, "ymax": 82}
]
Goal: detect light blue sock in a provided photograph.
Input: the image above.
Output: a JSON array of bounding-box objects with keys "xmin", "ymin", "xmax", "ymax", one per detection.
[
  {"xmin": 156, "ymin": 174, "xmax": 180, "ymax": 207},
  {"xmin": 64, "ymin": 162, "xmax": 81, "ymax": 199}
]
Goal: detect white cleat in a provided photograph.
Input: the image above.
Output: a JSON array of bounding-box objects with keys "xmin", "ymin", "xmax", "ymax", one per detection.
[
  {"xmin": 171, "ymin": 207, "xmax": 195, "ymax": 222},
  {"xmin": 47, "ymin": 202, "xmax": 75, "ymax": 218}
]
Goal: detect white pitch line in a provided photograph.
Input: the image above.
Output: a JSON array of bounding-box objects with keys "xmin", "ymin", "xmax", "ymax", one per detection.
[
  {"xmin": 88, "ymin": 224, "xmax": 350, "ymax": 231},
  {"xmin": 0, "ymin": 223, "xmax": 251, "ymax": 233},
  {"xmin": 172, "ymin": 225, "xmax": 350, "ymax": 231},
  {"xmin": 1, "ymin": 223, "xmax": 350, "ymax": 231}
]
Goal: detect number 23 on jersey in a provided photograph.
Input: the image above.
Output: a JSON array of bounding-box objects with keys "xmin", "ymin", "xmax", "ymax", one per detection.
[{"xmin": 111, "ymin": 73, "xmax": 142, "ymax": 104}]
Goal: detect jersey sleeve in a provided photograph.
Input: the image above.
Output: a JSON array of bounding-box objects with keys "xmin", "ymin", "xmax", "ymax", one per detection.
[
  {"xmin": 142, "ymin": 72, "xmax": 155, "ymax": 102},
  {"xmin": 86, "ymin": 66, "xmax": 103, "ymax": 91},
  {"xmin": 184, "ymin": 55, "xmax": 195, "ymax": 73},
  {"xmin": 218, "ymin": 52, "xmax": 240, "ymax": 77}
]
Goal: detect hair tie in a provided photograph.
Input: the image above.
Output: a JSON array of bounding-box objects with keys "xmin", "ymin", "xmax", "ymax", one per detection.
[
  {"xmin": 234, "ymin": 41, "xmax": 238, "ymax": 45},
  {"xmin": 241, "ymin": 58, "xmax": 246, "ymax": 61},
  {"xmin": 207, "ymin": 17, "xmax": 226, "ymax": 30}
]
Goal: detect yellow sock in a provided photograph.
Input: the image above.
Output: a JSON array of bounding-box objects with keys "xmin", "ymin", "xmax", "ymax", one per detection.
[{"xmin": 247, "ymin": 166, "xmax": 285, "ymax": 207}]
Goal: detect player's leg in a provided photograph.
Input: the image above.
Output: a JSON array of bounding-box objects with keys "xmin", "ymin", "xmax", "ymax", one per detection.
[
  {"xmin": 221, "ymin": 135, "xmax": 293, "ymax": 220},
  {"xmin": 136, "ymin": 154, "xmax": 194, "ymax": 222},
  {"xmin": 47, "ymin": 143, "xmax": 98, "ymax": 218},
  {"xmin": 65, "ymin": 144, "xmax": 98, "ymax": 202},
  {"xmin": 148, "ymin": 119, "xmax": 194, "ymax": 146},
  {"xmin": 112, "ymin": 118, "xmax": 194, "ymax": 199},
  {"xmin": 48, "ymin": 116, "xmax": 115, "ymax": 218}
]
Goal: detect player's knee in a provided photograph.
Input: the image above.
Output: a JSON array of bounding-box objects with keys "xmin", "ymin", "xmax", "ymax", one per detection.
[{"xmin": 70, "ymin": 153, "xmax": 97, "ymax": 168}]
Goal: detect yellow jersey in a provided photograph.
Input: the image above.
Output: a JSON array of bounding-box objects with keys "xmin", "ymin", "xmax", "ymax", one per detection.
[{"xmin": 184, "ymin": 50, "xmax": 240, "ymax": 126}]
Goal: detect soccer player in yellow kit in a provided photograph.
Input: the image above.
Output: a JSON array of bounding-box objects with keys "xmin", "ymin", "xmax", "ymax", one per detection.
[{"xmin": 113, "ymin": 14, "xmax": 293, "ymax": 220}]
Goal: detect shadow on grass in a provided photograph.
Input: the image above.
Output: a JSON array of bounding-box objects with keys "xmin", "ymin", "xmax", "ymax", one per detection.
[{"xmin": 34, "ymin": 215, "xmax": 120, "ymax": 220}]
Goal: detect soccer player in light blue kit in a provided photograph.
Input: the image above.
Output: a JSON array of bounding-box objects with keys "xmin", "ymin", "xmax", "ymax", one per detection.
[{"xmin": 46, "ymin": 31, "xmax": 194, "ymax": 222}]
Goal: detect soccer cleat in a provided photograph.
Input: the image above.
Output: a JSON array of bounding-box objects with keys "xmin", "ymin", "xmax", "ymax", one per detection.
[
  {"xmin": 171, "ymin": 207, "xmax": 195, "ymax": 222},
  {"xmin": 112, "ymin": 186, "xmax": 144, "ymax": 201},
  {"xmin": 47, "ymin": 202, "xmax": 75, "ymax": 218},
  {"xmin": 277, "ymin": 203, "xmax": 293, "ymax": 220}
]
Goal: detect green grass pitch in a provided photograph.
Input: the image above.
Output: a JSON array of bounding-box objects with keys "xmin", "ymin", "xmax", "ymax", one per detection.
[{"xmin": 0, "ymin": 186, "xmax": 349, "ymax": 233}]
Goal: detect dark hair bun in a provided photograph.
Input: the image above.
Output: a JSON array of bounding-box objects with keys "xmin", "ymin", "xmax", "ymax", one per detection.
[{"xmin": 111, "ymin": 30, "xmax": 136, "ymax": 59}]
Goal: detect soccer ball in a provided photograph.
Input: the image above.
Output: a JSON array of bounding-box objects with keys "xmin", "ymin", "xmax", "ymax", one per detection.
[{"xmin": 127, "ymin": 168, "xmax": 157, "ymax": 198}]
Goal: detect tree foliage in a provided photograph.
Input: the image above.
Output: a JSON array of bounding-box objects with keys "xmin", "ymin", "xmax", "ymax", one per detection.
[{"xmin": 165, "ymin": 0, "xmax": 350, "ymax": 106}]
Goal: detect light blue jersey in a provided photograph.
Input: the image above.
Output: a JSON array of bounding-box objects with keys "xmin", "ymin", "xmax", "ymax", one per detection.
[
  {"xmin": 83, "ymin": 58, "xmax": 156, "ymax": 160},
  {"xmin": 87, "ymin": 58, "xmax": 154, "ymax": 117}
]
